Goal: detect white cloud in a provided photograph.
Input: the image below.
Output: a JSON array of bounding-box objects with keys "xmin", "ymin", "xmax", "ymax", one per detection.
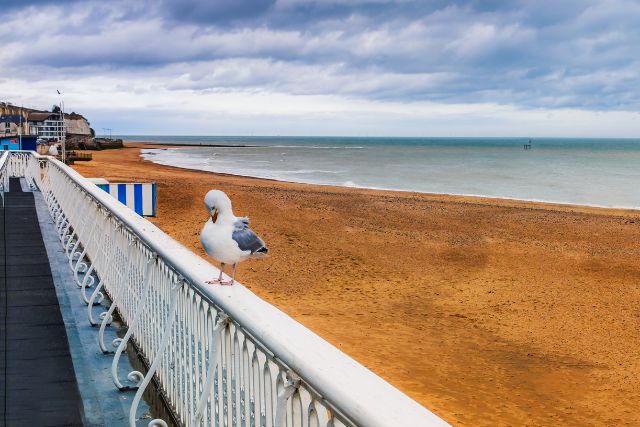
[
  {"xmin": 3, "ymin": 73, "xmax": 638, "ymax": 138},
  {"xmin": 1, "ymin": 0, "xmax": 639, "ymax": 136}
]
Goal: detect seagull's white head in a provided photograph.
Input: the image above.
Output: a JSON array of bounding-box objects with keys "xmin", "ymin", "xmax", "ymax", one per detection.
[{"xmin": 204, "ymin": 190, "xmax": 232, "ymax": 223}]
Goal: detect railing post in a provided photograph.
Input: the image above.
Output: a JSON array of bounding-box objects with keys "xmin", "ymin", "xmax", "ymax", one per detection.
[
  {"xmin": 111, "ymin": 256, "xmax": 155, "ymax": 391},
  {"xmin": 98, "ymin": 238, "xmax": 136, "ymax": 353},
  {"xmin": 87, "ymin": 222, "xmax": 121, "ymax": 324},
  {"xmin": 78, "ymin": 214, "xmax": 109, "ymax": 300},
  {"xmin": 274, "ymin": 372, "xmax": 301, "ymax": 427},
  {"xmin": 128, "ymin": 277, "xmax": 182, "ymax": 427},
  {"xmin": 191, "ymin": 313, "xmax": 230, "ymax": 426},
  {"xmin": 71, "ymin": 203, "xmax": 100, "ymax": 287}
]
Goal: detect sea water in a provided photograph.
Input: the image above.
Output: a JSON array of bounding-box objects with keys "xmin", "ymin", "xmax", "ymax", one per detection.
[{"xmin": 127, "ymin": 136, "xmax": 640, "ymax": 209}]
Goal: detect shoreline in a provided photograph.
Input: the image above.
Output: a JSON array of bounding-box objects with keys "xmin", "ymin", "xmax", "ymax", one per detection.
[
  {"xmin": 72, "ymin": 143, "xmax": 640, "ymax": 426},
  {"xmin": 138, "ymin": 142, "xmax": 640, "ymax": 216},
  {"xmin": 141, "ymin": 142, "xmax": 262, "ymax": 148}
]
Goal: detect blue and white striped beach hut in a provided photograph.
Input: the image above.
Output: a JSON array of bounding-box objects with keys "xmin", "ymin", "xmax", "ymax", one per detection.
[{"xmin": 89, "ymin": 178, "xmax": 156, "ymax": 216}]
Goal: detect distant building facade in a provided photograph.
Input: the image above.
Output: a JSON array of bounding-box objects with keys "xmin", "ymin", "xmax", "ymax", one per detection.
[
  {"xmin": 27, "ymin": 112, "xmax": 65, "ymax": 141},
  {"xmin": 0, "ymin": 115, "xmax": 22, "ymax": 135},
  {"xmin": 1, "ymin": 102, "xmax": 95, "ymax": 148}
]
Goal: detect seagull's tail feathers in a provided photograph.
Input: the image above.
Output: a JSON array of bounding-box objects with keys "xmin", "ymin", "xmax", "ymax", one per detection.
[{"xmin": 251, "ymin": 245, "xmax": 269, "ymax": 259}]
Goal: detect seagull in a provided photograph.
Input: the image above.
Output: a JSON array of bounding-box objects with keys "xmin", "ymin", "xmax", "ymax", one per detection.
[
  {"xmin": 200, "ymin": 190, "xmax": 268, "ymax": 285},
  {"xmin": 48, "ymin": 144, "xmax": 59, "ymax": 156}
]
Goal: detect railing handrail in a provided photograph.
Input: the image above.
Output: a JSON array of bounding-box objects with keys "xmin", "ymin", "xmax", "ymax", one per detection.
[
  {"xmin": 33, "ymin": 152, "xmax": 447, "ymax": 426},
  {"xmin": 0, "ymin": 151, "xmax": 9, "ymax": 168}
]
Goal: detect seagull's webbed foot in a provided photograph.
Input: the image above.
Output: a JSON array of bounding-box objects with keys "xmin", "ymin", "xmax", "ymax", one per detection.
[
  {"xmin": 206, "ymin": 278, "xmax": 234, "ymax": 285},
  {"xmin": 216, "ymin": 264, "xmax": 237, "ymax": 286},
  {"xmin": 206, "ymin": 263, "xmax": 226, "ymax": 285}
]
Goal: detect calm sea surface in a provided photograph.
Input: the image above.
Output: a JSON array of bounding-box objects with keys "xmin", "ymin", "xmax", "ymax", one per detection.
[{"xmin": 123, "ymin": 136, "xmax": 640, "ymax": 209}]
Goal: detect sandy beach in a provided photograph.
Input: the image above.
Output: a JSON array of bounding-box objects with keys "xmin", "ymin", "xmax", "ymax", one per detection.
[{"xmin": 72, "ymin": 143, "xmax": 640, "ymax": 426}]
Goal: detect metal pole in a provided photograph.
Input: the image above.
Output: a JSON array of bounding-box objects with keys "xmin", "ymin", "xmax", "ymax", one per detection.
[
  {"xmin": 61, "ymin": 100, "xmax": 66, "ymax": 164},
  {"xmin": 19, "ymin": 106, "xmax": 22, "ymax": 149},
  {"xmin": 58, "ymin": 90, "xmax": 66, "ymax": 163}
]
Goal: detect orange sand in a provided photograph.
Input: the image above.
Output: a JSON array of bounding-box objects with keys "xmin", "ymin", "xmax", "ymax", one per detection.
[{"xmin": 72, "ymin": 144, "xmax": 640, "ymax": 426}]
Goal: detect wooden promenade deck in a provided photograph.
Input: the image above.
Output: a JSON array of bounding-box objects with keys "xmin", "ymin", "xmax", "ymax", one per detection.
[{"xmin": 0, "ymin": 178, "xmax": 84, "ymax": 426}]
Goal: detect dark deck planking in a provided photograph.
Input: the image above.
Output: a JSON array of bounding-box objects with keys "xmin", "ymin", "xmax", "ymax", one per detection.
[{"xmin": 1, "ymin": 178, "xmax": 84, "ymax": 426}]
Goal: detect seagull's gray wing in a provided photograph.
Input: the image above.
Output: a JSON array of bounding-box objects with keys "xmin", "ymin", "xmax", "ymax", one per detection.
[{"xmin": 232, "ymin": 217, "xmax": 268, "ymax": 255}]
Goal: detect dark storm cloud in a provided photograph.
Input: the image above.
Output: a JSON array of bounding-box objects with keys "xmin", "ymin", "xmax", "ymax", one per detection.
[
  {"xmin": 2, "ymin": 0, "xmax": 640, "ymax": 111},
  {"xmin": 160, "ymin": 0, "xmax": 276, "ymax": 25},
  {"xmin": 0, "ymin": 0, "xmax": 81, "ymax": 9}
]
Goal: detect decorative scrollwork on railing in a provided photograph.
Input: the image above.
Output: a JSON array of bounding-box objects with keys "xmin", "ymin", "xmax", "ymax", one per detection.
[
  {"xmin": 111, "ymin": 256, "xmax": 155, "ymax": 391},
  {"xmin": 98, "ymin": 238, "xmax": 136, "ymax": 352},
  {"xmin": 87, "ymin": 222, "xmax": 121, "ymax": 323},
  {"xmin": 129, "ymin": 277, "xmax": 183, "ymax": 427},
  {"xmin": 72, "ymin": 209, "xmax": 102, "ymax": 290},
  {"xmin": 191, "ymin": 312, "xmax": 230, "ymax": 426},
  {"xmin": 275, "ymin": 371, "xmax": 302, "ymax": 427}
]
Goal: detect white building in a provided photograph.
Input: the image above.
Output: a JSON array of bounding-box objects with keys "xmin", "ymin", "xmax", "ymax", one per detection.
[{"xmin": 27, "ymin": 111, "xmax": 65, "ymax": 140}]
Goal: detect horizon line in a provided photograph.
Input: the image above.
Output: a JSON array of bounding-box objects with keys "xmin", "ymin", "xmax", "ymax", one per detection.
[{"xmin": 111, "ymin": 134, "xmax": 640, "ymax": 140}]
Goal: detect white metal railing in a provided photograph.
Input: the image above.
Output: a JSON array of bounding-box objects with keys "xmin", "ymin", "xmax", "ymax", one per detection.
[
  {"xmin": 6, "ymin": 151, "xmax": 447, "ymax": 427},
  {"xmin": 8, "ymin": 151, "xmax": 41, "ymax": 188},
  {"xmin": 0, "ymin": 151, "xmax": 9, "ymax": 190}
]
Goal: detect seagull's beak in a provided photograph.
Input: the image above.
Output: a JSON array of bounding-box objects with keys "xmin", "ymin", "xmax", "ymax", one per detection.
[{"xmin": 211, "ymin": 208, "xmax": 219, "ymax": 223}]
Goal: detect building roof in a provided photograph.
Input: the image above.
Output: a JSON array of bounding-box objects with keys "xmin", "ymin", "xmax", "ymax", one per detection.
[
  {"xmin": 0, "ymin": 115, "xmax": 22, "ymax": 124},
  {"xmin": 28, "ymin": 112, "xmax": 57, "ymax": 122}
]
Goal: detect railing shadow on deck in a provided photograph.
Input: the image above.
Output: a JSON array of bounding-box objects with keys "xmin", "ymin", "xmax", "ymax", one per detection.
[{"xmin": 0, "ymin": 150, "xmax": 448, "ymax": 427}]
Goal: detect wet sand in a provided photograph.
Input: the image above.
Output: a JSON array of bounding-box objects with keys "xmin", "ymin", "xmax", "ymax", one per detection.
[{"xmin": 72, "ymin": 143, "xmax": 640, "ymax": 426}]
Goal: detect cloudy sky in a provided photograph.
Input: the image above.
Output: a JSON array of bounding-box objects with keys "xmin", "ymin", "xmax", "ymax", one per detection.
[{"xmin": 1, "ymin": 0, "xmax": 639, "ymax": 137}]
